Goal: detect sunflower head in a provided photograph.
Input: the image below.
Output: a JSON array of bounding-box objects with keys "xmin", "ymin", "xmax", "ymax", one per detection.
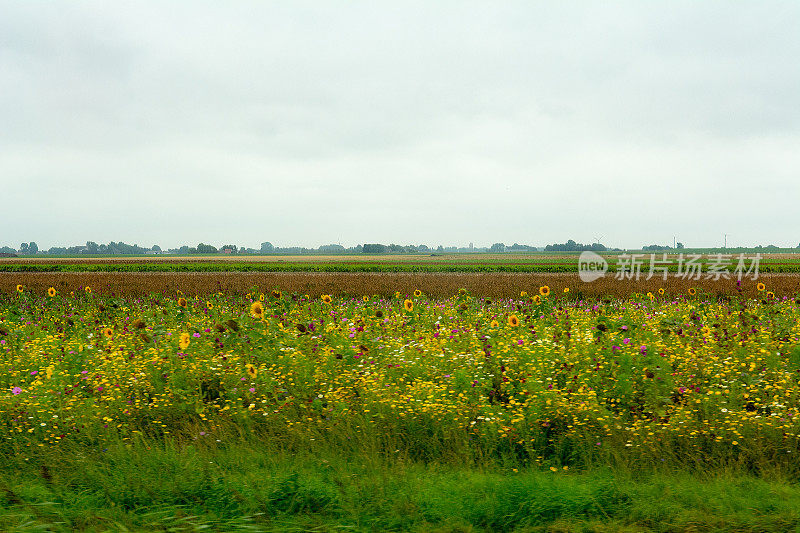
[
  {"xmin": 766, "ymin": 291, "xmax": 775, "ymax": 299},
  {"xmin": 394, "ymin": 291, "xmax": 401, "ymax": 299},
  {"xmin": 647, "ymin": 292, "xmax": 654, "ymax": 299},
  {"xmin": 85, "ymin": 286, "xmax": 92, "ymax": 294},
  {"xmin": 507, "ymin": 315, "xmax": 520, "ymax": 327},
  {"xmin": 688, "ymin": 287, "xmax": 697, "ymax": 296},
  {"xmin": 539, "ymin": 286, "xmax": 550, "ymax": 297},
  {"xmin": 757, "ymin": 283, "xmax": 766, "ymax": 292},
  {"xmin": 47, "ymin": 287, "xmax": 56, "ymax": 297},
  {"xmin": 271, "ymin": 290, "xmax": 282, "ymax": 299},
  {"xmin": 259, "ymin": 293, "xmax": 265, "ymax": 302},
  {"xmin": 533, "ymin": 295, "xmax": 542, "ymax": 305},
  {"xmin": 179, "ymin": 332, "xmax": 191, "ymax": 350},
  {"xmin": 102, "ymin": 327, "xmax": 113, "ymax": 339},
  {"xmin": 414, "ymin": 289, "xmax": 422, "ymax": 297},
  {"xmin": 246, "ymin": 363, "xmax": 257, "ymax": 378},
  {"xmin": 250, "ymin": 301, "xmax": 264, "ymax": 319},
  {"xmin": 177, "ymin": 297, "xmax": 187, "ymax": 308},
  {"xmin": 363, "ymin": 295, "xmax": 369, "ymax": 302},
  {"xmin": 658, "ymin": 288, "xmax": 665, "ymax": 295},
  {"xmin": 520, "ymin": 291, "xmax": 528, "ymax": 298},
  {"xmin": 206, "ymin": 301, "xmax": 213, "ymax": 310},
  {"xmin": 490, "ymin": 319, "xmax": 499, "ymax": 328},
  {"xmin": 403, "ymin": 299, "xmax": 414, "ymax": 312},
  {"xmin": 16, "ymin": 284, "xmax": 23, "ymax": 293},
  {"xmin": 322, "ymin": 294, "xmax": 332, "ymax": 304},
  {"xmin": 563, "ymin": 287, "xmax": 570, "ymax": 293}
]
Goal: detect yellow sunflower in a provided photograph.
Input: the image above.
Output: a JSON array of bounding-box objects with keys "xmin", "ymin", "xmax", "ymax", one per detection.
[
  {"xmin": 85, "ymin": 286, "xmax": 92, "ymax": 294},
  {"xmin": 363, "ymin": 295, "xmax": 369, "ymax": 302},
  {"xmin": 179, "ymin": 332, "xmax": 191, "ymax": 350},
  {"xmin": 490, "ymin": 319, "xmax": 499, "ymax": 328},
  {"xmin": 206, "ymin": 301, "xmax": 213, "ymax": 310},
  {"xmin": 102, "ymin": 327, "xmax": 113, "ymax": 339},
  {"xmin": 259, "ymin": 293, "xmax": 265, "ymax": 302},
  {"xmin": 47, "ymin": 287, "xmax": 56, "ymax": 297},
  {"xmin": 177, "ymin": 297, "xmax": 187, "ymax": 308},
  {"xmin": 658, "ymin": 288, "xmax": 665, "ymax": 295},
  {"xmin": 403, "ymin": 299, "xmax": 414, "ymax": 312},
  {"xmin": 766, "ymin": 291, "xmax": 775, "ymax": 299},
  {"xmin": 520, "ymin": 291, "xmax": 528, "ymax": 298},
  {"xmin": 321, "ymin": 294, "xmax": 332, "ymax": 304},
  {"xmin": 271, "ymin": 290, "xmax": 282, "ymax": 299},
  {"xmin": 688, "ymin": 287, "xmax": 697, "ymax": 296},
  {"xmin": 16, "ymin": 284, "xmax": 23, "ymax": 293},
  {"xmin": 533, "ymin": 295, "xmax": 542, "ymax": 305},
  {"xmin": 414, "ymin": 289, "xmax": 422, "ymax": 297},
  {"xmin": 246, "ymin": 363, "xmax": 257, "ymax": 378},
  {"xmin": 757, "ymin": 283, "xmax": 766, "ymax": 292},
  {"xmin": 563, "ymin": 287, "xmax": 570, "ymax": 293},
  {"xmin": 250, "ymin": 301, "xmax": 264, "ymax": 319},
  {"xmin": 647, "ymin": 292, "xmax": 654, "ymax": 299},
  {"xmin": 539, "ymin": 286, "xmax": 550, "ymax": 297},
  {"xmin": 507, "ymin": 315, "xmax": 520, "ymax": 327}
]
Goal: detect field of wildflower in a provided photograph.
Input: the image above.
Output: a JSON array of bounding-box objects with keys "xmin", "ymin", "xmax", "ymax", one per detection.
[{"xmin": 2, "ymin": 283, "xmax": 800, "ymax": 531}]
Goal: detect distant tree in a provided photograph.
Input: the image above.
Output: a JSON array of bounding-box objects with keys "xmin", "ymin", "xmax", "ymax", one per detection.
[
  {"xmin": 195, "ymin": 243, "xmax": 218, "ymax": 254},
  {"xmin": 436, "ymin": 245, "xmax": 444, "ymax": 253},
  {"xmin": 0, "ymin": 246, "xmax": 16, "ymax": 254},
  {"xmin": 260, "ymin": 242, "xmax": 274, "ymax": 253},
  {"xmin": 676, "ymin": 242, "xmax": 684, "ymax": 249},
  {"xmin": 318, "ymin": 244, "xmax": 345, "ymax": 253},
  {"xmin": 418, "ymin": 244, "xmax": 430, "ymax": 252},
  {"xmin": 86, "ymin": 241, "xmax": 99, "ymax": 254},
  {"xmin": 28, "ymin": 242, "xmax": 38, "ymax": 254},
  {"xmin": 151, "ymin": 245, "xmax": 162, "ymax": 252},
  {"xmin": 544, "ymin": 239, "xmax": 605, "ymax": 252},
  {"xmin": 220, "ymin": 244, "xmax": 238, "ymax": 254},
  {"xmin": 362, "ymin": 243, "xmax": 387, "ymax": 254},
  {"xmin": 179, "ymin": 245, "xmax": 189, "ymax": 254},
  {"xmin": 19, "ymin": 243, "xmax": 28, "ymax": 254},
  {"xmin": 490, "ymin": 242, "xmax": 506, "ymax": 253}
]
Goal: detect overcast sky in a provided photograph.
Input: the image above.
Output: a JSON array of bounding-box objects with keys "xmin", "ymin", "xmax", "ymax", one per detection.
[{"xmin": 1, "ymin": 1, "xmax": 799, "ymax": 250}]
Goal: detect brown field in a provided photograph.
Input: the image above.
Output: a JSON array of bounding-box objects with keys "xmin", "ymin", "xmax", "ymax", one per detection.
[
  {"xmin": 2, "ymin": 252, "xmax": 798, "ymax": 266},
  {"xmin": 2, "ymin": 271, "xmax": 798, "ymax": 299}
]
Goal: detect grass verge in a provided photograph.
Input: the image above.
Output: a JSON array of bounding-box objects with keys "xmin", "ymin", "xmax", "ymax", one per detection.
[{"xmin": 1, "ymin": 437, "xmax": 799, "ymax": 532}]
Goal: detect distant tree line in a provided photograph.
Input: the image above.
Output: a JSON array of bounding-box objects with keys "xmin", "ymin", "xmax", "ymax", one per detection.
[
  {"xmin": 3, "ymin": 239, "xmax": 798, "ymax": 257},
  {"xmin": 544, "ymin": 240, "xmax": 610, "ymax": 252},
  {"xmin": 641, "ymin": 243, "xmax": 684, "ymax": 251}
]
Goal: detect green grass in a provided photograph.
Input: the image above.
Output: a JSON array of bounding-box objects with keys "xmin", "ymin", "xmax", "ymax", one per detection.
[{"xmin": 2, "ymin": 436, "xmax": 800, "ymax": 532}]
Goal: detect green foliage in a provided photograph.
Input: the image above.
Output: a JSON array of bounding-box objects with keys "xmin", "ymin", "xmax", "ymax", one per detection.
[{"xmin": 1, "ymin": 441, "xmax": 800, "ymax": 531}]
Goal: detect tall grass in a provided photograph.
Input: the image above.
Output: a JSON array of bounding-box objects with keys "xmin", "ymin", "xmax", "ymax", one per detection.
[{"xmin": 2, "ymin": 435, "xmax": 800, "ymax": 532}]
